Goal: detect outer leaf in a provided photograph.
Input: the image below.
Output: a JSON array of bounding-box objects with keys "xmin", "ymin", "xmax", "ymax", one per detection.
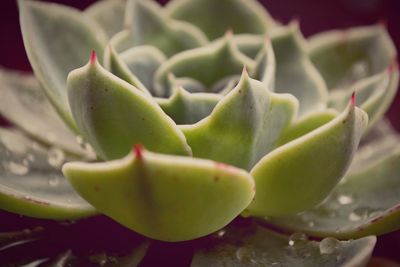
[
  {"xmin": 309, "ymin": 25, "xmax": 396, "ymax": 90},
  {"xmin": 157, "ymin": 86, "xmax": 222, "ymax": 125},
  {"xmin": 266, "ymin": 132, "xmax": 400, "ymax": 239},
  {"xmin": 67, "ymin": 53, "xmax": 191, "ymax": 160},
  {"xmin": 246, "ymin": 99, "xmax": 368, "ymax": 217},
  {"xmin": 181, "ymin": 70, "xmax": 298, "ymax": 170},
  {"xmin": 85, "ymin": 0, "xmax": 126, "ymax": 38},
  {"xmin": 18, "ymin": 0, "xmax": 107, "ymax": 131},
  {"xmin": 120, "ymin": 46, "xmax": 166, "ymax": 92},
  {"xmin": 272, "ymin": 24, "xmax": 328, "ymax": 116},
  {"xmin": 125, "ymin": 0, "xmax": 207, "ymax": 57},
  {"xmin": 0, "ymin": 69, "xmax": 93, "ymax": 158},
  {"xmin": 154, "ymin": 33, "xmax": 255, "ymax": 97},
  {"xmin": 63, "ymin": 146, "xmax": 255, "ymax": 242},
  {"xmin": 329, "ymin": 64, "xmax": 399, "ymax": 131},
  {"xmin": 167, "ymin": 0, "xmax": 274, "ymax": 40},
  {"xmin": 0, "ymin": 128, "xmax": 96, "ymax": 220},
  {"xmin": 191, "ymin": 224, "xmax": 376, "ymax": 267}
]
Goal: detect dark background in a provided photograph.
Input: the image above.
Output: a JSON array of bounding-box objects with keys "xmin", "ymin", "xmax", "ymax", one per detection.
[{"xmin": 0, "ymin": 0, "xmax": 399, "ymax": 263}]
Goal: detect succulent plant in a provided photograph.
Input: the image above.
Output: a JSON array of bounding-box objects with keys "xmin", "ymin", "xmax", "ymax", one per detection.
[{"xmin": 0, "ymin": 0, "xmax": 399, "ymax": 265}]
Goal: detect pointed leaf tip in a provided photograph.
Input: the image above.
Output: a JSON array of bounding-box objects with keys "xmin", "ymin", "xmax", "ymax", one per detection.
[
  {"xmin": 378, "ymin": 18, "xmax": 388, "ymax": 28},
  {"xmin": 351, "ymin": 92, "xmax": 356, "ymax": 106},
  {"xmin": 90, "ymin": 50, "xmax": 97, "ymax": 64},
  {"xmin": 134, "ymin": 144, "xmax": 143, "ymax": 160}
]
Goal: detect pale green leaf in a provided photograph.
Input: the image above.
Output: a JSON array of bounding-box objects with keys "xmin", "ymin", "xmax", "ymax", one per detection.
[
  {"xmin": 167, "ymin": 0, "xmax": 274, "ymax": 40},
  {"xmin": 157, "ymin": 86, "xmax": 222, "ymax": 125},
  {"xmin": 67, "ymin": 53, "xmax": 191, "ymax": 160},
  {"xmin": 272, "ymin": 24, "xmax": 328, "ymax": 116},
  {"xmin": 63, "ymin": 146, "xmax": 255, "ymax": 242},
  {"xmin": 329, "ymin": 65, "xmax": 399, "ymax": 131},
  {"xmin": 0, "ymin": 128, "xmax": 96, "ymax": 220},
  {"xmin": 309, "ymin": 25, "xmax": 396, "ymax": 90},
  {"xmin": 154, "ymin": 34, "xmax": 255, "ymax": 96},
  {"xmin": 246, "ymin": 101, "xmax": 368, "ymax": 217},
  {"xmin": 266, "ymin": 133, "xmax": 400, "ymax": 239},
  {"xmin": 191, "ymin": 224, "xmax": 376, "ymax": 267},
  {"xmin": 0, "ymin": 69, "xmax": 94, "ymax": 158},
  {"xmin": 85, "ymin": 0, "xmax": 126, "ymax": 38},
  {"xmin": 120, "ymin": 46, "xmax": 166, "ymax": 92},
  {"xmin": 181, "ymin": 71, "xmax": 298, "ymax": 170},
  {"xmin": 125, "ymin": 0, "xmax": 207, "ymax": 57},
  {"xmin": 18, "ymin": 0, "xmax": 107, "ymax": 131}
]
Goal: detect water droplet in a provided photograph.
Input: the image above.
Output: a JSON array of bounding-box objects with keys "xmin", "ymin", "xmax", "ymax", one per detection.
[
  {"xmin": 4, "ymin": 161, "xmax": 29, "ymax": 175},
  {"xmin": 348, "ymin": 211, "xmax": 361, "ymax": 221},
  {"xmin": 216, "ymin": 229, "xmax": 226, "ymax": 238},
  {"xmin": 47, "ymin": 147, "xmax": 65, "ymax": 168},
  {"xmin": 48, "ymin": 176, "xmax": 59, "ymax": 187},
  {"xmin": 351, "ymin": 61, "xmax": 369, "ymax": 79},
  {"xmin": 319, "ymin": 237, "xmax": 340, "ymax": 254},
  {"xmin": 337, "ymin": 194, "xmax": 353, "ymax": 205},
  {"xmin": 308, "ymin": 221, "xmax": 315, "ymax": 228},
  {"xmin": 288, "ymin": 232, "xmax": 308, "ymax": 247},
  {"xmin": 236, "ymin": 247, "xmax": 255, "ymax": 264}
]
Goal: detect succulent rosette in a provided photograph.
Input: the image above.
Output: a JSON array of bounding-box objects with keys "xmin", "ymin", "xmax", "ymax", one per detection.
[{"xmin": 0, "ymin": 0, "xmax": 399, "ymax": 265}]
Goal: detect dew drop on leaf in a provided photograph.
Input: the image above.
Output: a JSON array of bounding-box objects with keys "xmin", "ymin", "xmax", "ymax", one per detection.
[
  {"xmin": 48, "ymin": 176, "xmax": 59, "ymax": 187},
  {"xmin": 47, "ymin": 147, "xmax": 65, "ymax": 168},
  {"xmin": 337, "ymin": 194, "xmax": 353, "ymax": 205},
  {"xmin": 3, "ymin": 161, "xmax": 29, "ymax": 175},
  {"xmin": 288, "ymin": 232, "xmax": 308, "ymax": 247},
  {"xmin": 319, "ymin": 237, "xmax": 340, "ymax": 254}
]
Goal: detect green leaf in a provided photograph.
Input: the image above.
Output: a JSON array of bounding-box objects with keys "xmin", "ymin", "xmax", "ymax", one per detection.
[
  {"xmin": 63, "ymin": 146, "xmax": 255, "ymax": 242},
  {"xmin": 120, "ymin": 46, "xmax": 166, "ymax": 93},
  {"xmin": 266, "ymin": 132, "xmax": 400, "ymax": 239},
  {"xmin": 271, "ymin": 24, "xmax": 328, "ymax": 116},
  {"xmin": 246, "ymin": 99, "xmax": 368, "ymax": 217},
  {"xmin": 167, "ymin": 0, "xmax": 274, "ymax": 40},
  {"xmin": 125, "ymin": 0, "xmax": 207, "ymax": 57},
  {"xmin": 181, "ymin": 70, "xmax": 298, "ymax": 170},
  {"xmin": 104, "ymin": 45, "xmax": 151, "ymax": 95},
  {"xmin": 67, "ymin": 53, "xmax": 191, "ymax": 160},
  {"xmin": 85, "ymin": 0, "xmax": 126, "ymax": 38},
  {"xmin": 18, "ymin": 0, "xmax": 107, "ymax": 131},
  {"xmin": 0, "ymin": 69, "xmax": 94, "ymax": 158},
  {"xmin": 191, "ymin": 224, "xmax": 376, "ymax": 267},
  {"xmin": 329, "ymin": 65, "xmax": 399, "ymax": 131},
  {"xmin": 157, "ymin": 86, "xmax": 222, "ymax": 124},
  {"xmin": 234, "ymin": 34, "xmax": 264, "ymax": 59},
  {"xmin": 277, "ymin": 109, "xmax": 338, "ymax": 146},
  {"xmin": 0, "ymin": 128, "xmax": 96, "ymax": 220},
  {"xmin": 309, "ymin": 25, "xmax": 396, "ymax": 90},
  {"xmin": 252, "ymin": 37, "xmax": 276, "ymax": 89},
  {"xmin": 154, "ymin": 33, "xmax": 255, "ymax": 96}
]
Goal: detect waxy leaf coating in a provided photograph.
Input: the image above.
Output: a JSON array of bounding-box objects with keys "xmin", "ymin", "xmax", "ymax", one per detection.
[
  {"xmin": 0, "ymin": 128, "xmax": 95, "ymax": 220},
  {"xmin": 247, "ymin": 100, "xmax": 368, "ymax": 217},
  {"xmin": 63, "ymin": 146, "xmax": 255, "ymax": 241},
  {"xmin": 19, "ymin": 0, "xmax": 107, "ymax": 131},
  {"xmin": 182, "ymin": 70, "xmax": 298, "ymax": 170},
  {"xmin": 67, "ymin": 53, "xmax": 191, "ymax": 160}
]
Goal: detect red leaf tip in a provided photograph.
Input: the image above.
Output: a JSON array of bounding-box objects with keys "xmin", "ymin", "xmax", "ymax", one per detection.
[
  {"xmin": 351, "ymin": 92, "xmax": 356, "ymax": 106},
  {"xmin": 133, "ymin": 144, "xmax": 143, "ymax": 160},
  {"xmin": 378, "ymin": 18, "xmax": 388, "ymax": 28},
  {"xmin": 90, "ymin": 50, "xmax": 97, "ymax": 64}
]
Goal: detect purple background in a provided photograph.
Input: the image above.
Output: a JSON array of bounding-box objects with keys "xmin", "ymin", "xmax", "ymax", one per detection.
[{"xmin": 0, "ymin": 0, "xmax": 399, "ymax": 263}]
